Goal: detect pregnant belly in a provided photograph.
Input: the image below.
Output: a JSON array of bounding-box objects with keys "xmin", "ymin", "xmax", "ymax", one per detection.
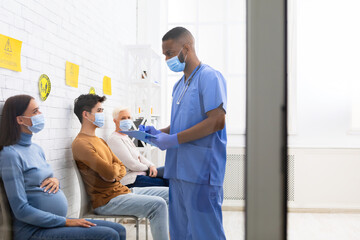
[{"xmin": 27, "ymin": 189, "xmax": 68, "ymax": 217}]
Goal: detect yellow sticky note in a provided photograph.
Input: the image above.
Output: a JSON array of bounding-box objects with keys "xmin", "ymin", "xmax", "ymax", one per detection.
[
  {"xmin": 0, "ymin": 34, "xmax": 22, "ymax": 72},
  {"xmin": 103, "ymin": 76, "xmax": 112, "ymax": 95},
  {"xmin": 65, "ymin": 61, "xmax": 79, "ymax": 88}
]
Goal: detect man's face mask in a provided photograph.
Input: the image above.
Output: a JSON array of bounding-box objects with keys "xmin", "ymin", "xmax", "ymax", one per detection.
[
  {"xmin": 166, "ymin": 47, "xmax": 187, "ymax": 72},
  {"xmin": 86, "ymin": 112, "xmax": 105, "ymax": 128}
]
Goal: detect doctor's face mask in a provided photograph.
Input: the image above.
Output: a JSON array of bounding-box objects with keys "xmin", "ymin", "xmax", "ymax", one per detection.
[{"xmin": 166, "ymin": 47, "xmax": 187, "ymax": 72}]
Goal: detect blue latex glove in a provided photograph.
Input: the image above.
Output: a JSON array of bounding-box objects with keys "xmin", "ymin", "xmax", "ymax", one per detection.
[
  {"xmin": 139, "ymin": 125, "xmax": 162, "ymax": 135},
  {"xmin": 149, "ymin": 132, "xmax": 179, "ymax": 150}
]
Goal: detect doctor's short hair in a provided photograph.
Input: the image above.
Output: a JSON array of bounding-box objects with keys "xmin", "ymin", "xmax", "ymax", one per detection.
[
  {"xmin": 74, "ymin": 94, "xmax": 106, "ymax": 123},
  {"xmin": 112, "ymin": 106, "xmax": 130, "ymax": 120},
  {"xmin": 162, "ymin": 26, "xmax": 193, "ymax": 42}
]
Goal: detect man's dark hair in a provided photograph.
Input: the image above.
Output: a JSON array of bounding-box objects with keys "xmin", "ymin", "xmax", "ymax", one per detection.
[
  {"xmin": 74, "ymin": 94, "xmax": 106, "ymax": 123},
  {"xmin": 162, "ymin": 26, "xmax": 191, "ymax": 42},
  {"xmin": 0, "ymin": 95, "xmax": 34, "ymax": 151}
]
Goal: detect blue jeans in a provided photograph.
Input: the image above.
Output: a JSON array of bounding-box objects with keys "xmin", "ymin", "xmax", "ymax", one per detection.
[
  {"xmin": 126, "ymin": 175, "xmax": 169, "ymax": 188},
  {"xmin": 94, "ymin": 187, "xmax": 169, "ymax": 240},
  {"xmin": 127, "ymin": 166, "xmax": 169, "ymax": 188},
  {"xmin": 29, "ymin": 219, "xmax": 126, "ymax": 240}
]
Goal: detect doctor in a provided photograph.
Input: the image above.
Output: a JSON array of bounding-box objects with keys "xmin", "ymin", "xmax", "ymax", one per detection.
[{"xmin": 143, "ymin": 27, "xmax": 227, "ymax": 240}]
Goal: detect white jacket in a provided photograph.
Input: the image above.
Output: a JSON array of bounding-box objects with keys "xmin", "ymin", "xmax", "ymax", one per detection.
[{"xmin": 107, "ymin": 132, "xmax": 154, "ymax": 185}]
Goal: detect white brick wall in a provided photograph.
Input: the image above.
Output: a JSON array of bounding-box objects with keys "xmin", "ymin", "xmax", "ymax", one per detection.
[{"xmin": 0, "ymin": 0, "xmax": 137, "ymax": 217}]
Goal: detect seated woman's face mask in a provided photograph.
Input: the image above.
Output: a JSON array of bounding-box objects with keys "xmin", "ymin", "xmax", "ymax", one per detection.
[
  {"xmin": 21, "ymin": 114, "xmax": 45, "ymax": 133},
  {"xmin": 120, "ymin": 119, "xmax": 133, "ymax": 131}
]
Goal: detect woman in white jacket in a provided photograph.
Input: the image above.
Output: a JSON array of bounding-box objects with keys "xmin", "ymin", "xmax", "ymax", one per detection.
[{"xmin": 107, "ymin": 107, "xmax": 168, "ymax": 188}]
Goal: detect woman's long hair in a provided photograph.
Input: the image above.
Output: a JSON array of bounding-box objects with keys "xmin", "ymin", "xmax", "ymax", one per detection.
[{"xmin": 0, "ymin": 95, "xmax": 33, "ymax": 151}]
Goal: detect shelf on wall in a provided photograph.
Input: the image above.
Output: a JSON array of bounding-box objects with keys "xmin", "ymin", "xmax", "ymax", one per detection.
[{"xmin": 125, "ymin": 44, "xmax": 163, "ymax": 165}]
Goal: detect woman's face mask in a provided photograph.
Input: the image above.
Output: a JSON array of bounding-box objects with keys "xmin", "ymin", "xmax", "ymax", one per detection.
[
  {"xmin": 119, "ymin": 119, "xmax": 133, "ymax": 131},
  {"xmin": 120, "ymin": 119, "xmax": 132, "ymax": 131},
  {"xmin": 22, "ymin": 114, "xmax": 45, "ymax": 133}
]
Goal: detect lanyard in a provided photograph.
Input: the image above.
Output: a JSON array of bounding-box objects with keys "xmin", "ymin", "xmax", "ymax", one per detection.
[{"xmin": 176, "ymin": 63, "xmax": 202, "ymax": 105}]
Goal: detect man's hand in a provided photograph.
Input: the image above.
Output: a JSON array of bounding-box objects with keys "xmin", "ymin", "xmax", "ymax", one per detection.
[
  {"xmin": 148, "ymin": 166, "xmax": 158, "ymax": 177},
  {"xmin": 139, "ymin": 125, "xmax": 162, "ymax": 135},
  {"xmin": 150, "ymin": 133, "xmax": 179, "ymax": 151},
  {"xmin": 40, "ymin": 177, "xmax": 59, "ymax": 194},
  {"xmin": 65, "ymin": 219, "xmax": 96, "ymax": 228},
  {"xmin": 99, "ymin": 175, "xmax": 116, "ymax": 183}
]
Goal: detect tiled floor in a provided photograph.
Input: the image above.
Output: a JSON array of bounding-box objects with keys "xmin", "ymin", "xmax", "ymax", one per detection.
[
  {"xmin": 120, "ymin": 211, "xmax": 242, "ymax": 240},
  {"xmin": 121, "ymin": 211, "xmax": 360, "ymax": 240}
]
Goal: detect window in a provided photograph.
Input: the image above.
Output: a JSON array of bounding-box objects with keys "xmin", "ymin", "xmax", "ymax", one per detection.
[
  {"xmin": 288, "ymin": 0, "xmax": 297, "ymax": 135},
  {"xmin": 166, "ymin": 0, "xmax": 246, "ymax": 134}
]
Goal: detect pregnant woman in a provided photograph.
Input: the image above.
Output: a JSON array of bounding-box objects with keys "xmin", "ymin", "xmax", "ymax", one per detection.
[{"xmin": 0, "ymin": 94, "xmax": 126, "ymax": 240}]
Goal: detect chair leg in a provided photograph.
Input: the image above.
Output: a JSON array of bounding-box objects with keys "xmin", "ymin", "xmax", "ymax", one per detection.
[
  {"xmin": 145, "ymin": 218, "xmax": 149, "ymax": 240},
  {"xmin": 136, "ymin": 218, "xmax": 139, "ymax": 240}
]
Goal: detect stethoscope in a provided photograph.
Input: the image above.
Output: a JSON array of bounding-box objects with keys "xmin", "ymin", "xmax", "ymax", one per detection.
[{"xmin": 175, "ymin": 63, "xmax": 202, "ymax": 105}]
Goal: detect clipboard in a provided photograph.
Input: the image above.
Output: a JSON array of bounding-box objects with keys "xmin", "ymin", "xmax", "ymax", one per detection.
[{"xmin": 120, "ymin": 130, "xmax": 157, "ymax": 146}]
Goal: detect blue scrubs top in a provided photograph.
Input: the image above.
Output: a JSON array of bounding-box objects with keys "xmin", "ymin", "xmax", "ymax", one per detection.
[{"xmin": 164, "ymin": 64, "xmax": 227, "ymax": 186}]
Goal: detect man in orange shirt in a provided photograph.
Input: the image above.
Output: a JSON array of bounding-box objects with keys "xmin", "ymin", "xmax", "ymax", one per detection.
[{"xmin": 71, "ymin": 94, "xmax": 169, "ymax": 240}]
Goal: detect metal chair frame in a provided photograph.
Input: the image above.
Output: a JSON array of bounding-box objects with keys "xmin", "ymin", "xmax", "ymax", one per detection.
[{"xmin": 73, "ymin": 160, "xmax": 148, "ymax": 240}]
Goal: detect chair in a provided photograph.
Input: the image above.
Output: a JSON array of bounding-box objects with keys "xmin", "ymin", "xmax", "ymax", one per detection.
[
  {"xmin": 72, "ymin": 160, "xmax": 148, "ymax": 240},
  {"xmin": 0, "ymin": 178, "xmax": 13, "ymax": 240}
]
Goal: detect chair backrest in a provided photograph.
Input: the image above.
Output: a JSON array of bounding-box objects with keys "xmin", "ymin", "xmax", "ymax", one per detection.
[
  {"xmin": 0, "ymin": 178, "xmax": 13, "ymax": 240},
  {"xmin": 72, "ymin": 160, "xmax": 92, "ymax": 217}
]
